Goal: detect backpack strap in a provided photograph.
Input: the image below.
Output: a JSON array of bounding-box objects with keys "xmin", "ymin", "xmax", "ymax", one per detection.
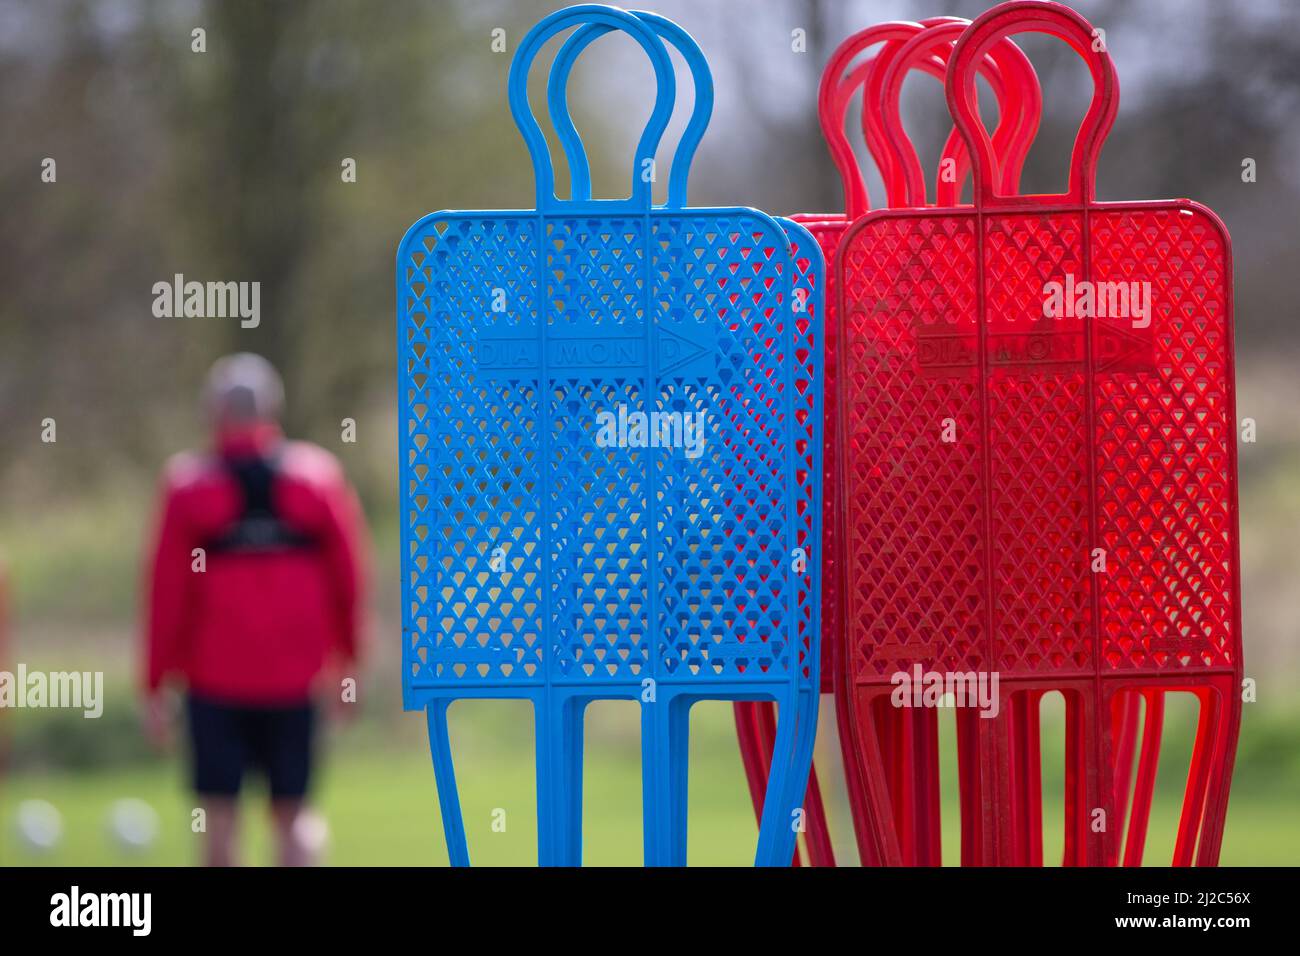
[{"xmin": 204, "ymin": 447, "xmax": 318, "ymax": 555}]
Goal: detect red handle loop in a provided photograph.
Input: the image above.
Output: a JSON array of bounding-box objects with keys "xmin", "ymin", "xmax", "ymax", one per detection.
[
  {"xmin": 947, "ymin": 0, "xmax": 1118, "ymax": 206},
  {"xmin": 877, "ymin": 23, "xmax": 1042, "ymax": 207},
  {"xmin": 931, "ymin": 31, "xmax": 1042, "ymax": 205},
  {"xmin": 979, "ymin": 31, "xmax": 1042, "ymax": 198},
  {"xmin": 860, "ymin": 25, "xmax": 951, "ymax": 208},
  {"xmin": 866, "ymin": 24, "xmax": 974, "ymax": 208},
  {"xmin": 818, "ymin": 22, "xmax": 929, "ymax": 219}
]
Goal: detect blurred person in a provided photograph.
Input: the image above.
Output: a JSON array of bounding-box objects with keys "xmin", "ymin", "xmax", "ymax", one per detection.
[{"xmin": 141, "ymin": 353, "xmax": 367, "ymax": 866}]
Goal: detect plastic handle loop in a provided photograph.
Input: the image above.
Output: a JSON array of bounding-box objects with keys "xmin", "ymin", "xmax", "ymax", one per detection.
[
  {"xmin": 817, "ymin": 22, "xmax": 929, "ymax": 219},
  {"xmin": 976, "ymin": 32, "xmax": 1041, "ymax": 197},
  {"xmin": 830, "ymin": 57, "xmax": 895, "ymax": 210},
  {"xmin": 874, "ymin": 25, "xmax": 1030, "ymax": 206},
  {"xmin": 859, "ymin": 24, "xmax": 958, "ymax": 208},
  {"xmin": 855, "ymin": 18, "xmax": 966, "ymax": 209},
  {"xmin": 872, "ymin": 25, "xmax": 985, "ymax": 206},
  {"xmin": 859, "ymin": 38, "xmax": 948, "ymax": 209},
  {"xmin": 548, "ymin": 10, "xmax": 713, "ymax": 209},
  {"xmin": 861, "ymin": 17, "xmax": 968, "ymax": 208},
  {"xmin": 877, "ymin": 24, "xmax": 1042, "ymax": 207},
  {"xmin": 947, "ymin": 0, "xmax": 1118, "ymax": 206},
  {"xmin": 508, "ymin": 4, "xmax": 676, "ymax": 210}
]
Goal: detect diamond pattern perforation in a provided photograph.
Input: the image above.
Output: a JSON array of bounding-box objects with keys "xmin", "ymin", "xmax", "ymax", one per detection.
[
  {"xmin": 838, "ymin": 203, "xmax": 1238, "ymax": 690},
  {"xmin": 548, "ymin": 376, "xmax": 651, "ymax": 681},
  {"xmin": 786, "ymin": 224, "xmax": 823, "ymax": 685},
  {"xmin": 1090, "ymin": 206, "xmax": 1236, "ymax": 673},
  {"xmin": 840, "ymin": 214, "xmax": 987, "ymax": 681},
  {"xmin": 402, "ymin": 215, "xmax": 545, "ymax": 686},
  {"xmin": 984, "ymin": 213, "xmax": 1092, "ymax": 676},
  {"xmin": 650, "ymin": 214, "xmax": 805, "ymax": 681},
  {"xmin": 398, "ymin": 209, "xmax": 821, "ymax": 696},
  {"xmin": 800, "ymin": 216, "xmax": 848, "ymax": 691},
  {"xmin": 544, "ymin": 219, "xmax": 651, "ymax": 682}
]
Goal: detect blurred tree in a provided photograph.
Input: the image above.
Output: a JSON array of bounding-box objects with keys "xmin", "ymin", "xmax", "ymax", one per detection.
[{"xmin": 0, "ymin": 0, "xmax": 1297, "ymax": 509}]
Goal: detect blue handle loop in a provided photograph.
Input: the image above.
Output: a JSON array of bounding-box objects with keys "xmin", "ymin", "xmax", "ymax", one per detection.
[
  {"xmin": 546, "ymin": 10, "xmax": 713, "ymax": 209},
  {"xmin": 509, "ymin": 4, "xmax": 677, "ymax": 211}
]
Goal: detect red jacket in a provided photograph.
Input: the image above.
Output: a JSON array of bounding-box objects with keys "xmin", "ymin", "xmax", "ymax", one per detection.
[{"xmin": 143, "ymin": 424, "xmax": 367, "ymax": 704}]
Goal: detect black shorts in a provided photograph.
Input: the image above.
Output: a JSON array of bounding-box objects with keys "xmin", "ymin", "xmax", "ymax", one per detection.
[{"xmin": 186, "ymin": 693, "xmax": 316, "ymax": 800}]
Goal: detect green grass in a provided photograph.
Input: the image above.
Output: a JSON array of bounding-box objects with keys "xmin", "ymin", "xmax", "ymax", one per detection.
[
  {"xmin": 3, "ymin": 377, "xmax": 1299, "ymax": 867},
  {"xmin": 0, "ymin": 701, "xmax": 759, "ymax": 866},
  {"xmin": 3, "ymin": 699, "xmax": 1297, "ymax": 866}
]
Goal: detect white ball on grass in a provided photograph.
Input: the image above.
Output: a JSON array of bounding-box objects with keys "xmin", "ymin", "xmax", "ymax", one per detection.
[
  {"xmin": 107, "ymin": 797, "xmax": 159, "ymax": 853},
  {"xmin": 15, "ymin": 799, "xmax": 63, "ymax": 853},
  {"xmin": 293, "ymin": 808, "xmax": 330, "ymax": 855}
]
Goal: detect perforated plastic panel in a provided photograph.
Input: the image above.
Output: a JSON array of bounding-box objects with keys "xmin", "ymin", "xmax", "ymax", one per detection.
[
  {"xmin": 401, "ymin": 210, "xmax": 814, "ymax": 682},
  {"xmin": 836, "ymin": 1, "xmax": 1241, "ymax": 867},
  {"xmin": 736, "ymin": 16, "xmax": 1044, "ymax": 867},
  {"xmin": 396, "ymin": 5, "xmax": 823, "ymax": 867}
]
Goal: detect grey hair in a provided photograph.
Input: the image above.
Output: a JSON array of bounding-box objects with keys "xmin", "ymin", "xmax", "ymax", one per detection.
[{"xmin": 204, "ymin": 353, "xmax": 284, "ymax": 425}]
